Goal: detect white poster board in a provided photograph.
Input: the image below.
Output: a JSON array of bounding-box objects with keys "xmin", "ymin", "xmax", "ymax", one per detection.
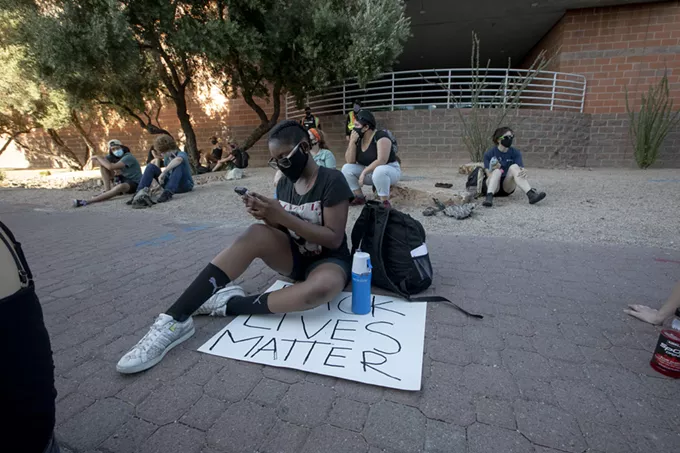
[{"xmin": 198, "ymin": 280, "xmax": 427, "ymax": 391}]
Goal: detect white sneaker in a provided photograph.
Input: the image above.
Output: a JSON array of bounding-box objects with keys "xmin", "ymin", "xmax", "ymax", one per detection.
[
  {"xmin": 194, "ymin": 285, "xmax": 245, "ymax": 317},
  {"xmin": 116, "ymin": 314, "xmax": 195, "ymax": 374}
]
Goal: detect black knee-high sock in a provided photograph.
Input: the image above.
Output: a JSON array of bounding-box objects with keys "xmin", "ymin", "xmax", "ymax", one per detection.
[
  {"xmin": 226, "ymin": 293, "xmax": 272, "ymax": 315},
  {"xmin": 166, "ymin": 263, "xmax": 231, "ymax": 322}
]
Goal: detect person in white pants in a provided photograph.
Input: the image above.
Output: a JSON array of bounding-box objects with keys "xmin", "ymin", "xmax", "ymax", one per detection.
[{"xmin": 342, "ymin": 109, "xmax": 401, "ymax": 208}]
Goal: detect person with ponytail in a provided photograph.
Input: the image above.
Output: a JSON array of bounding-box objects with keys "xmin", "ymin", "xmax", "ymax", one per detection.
[{"xmin": 117, "ymin": 120, "xmax": 354, "ymax": 374}]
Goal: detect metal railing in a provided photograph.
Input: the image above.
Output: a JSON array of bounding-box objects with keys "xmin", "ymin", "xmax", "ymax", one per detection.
[{"xmin": 285, "ymin": 68, "xmax": 587, "ymax": 119}]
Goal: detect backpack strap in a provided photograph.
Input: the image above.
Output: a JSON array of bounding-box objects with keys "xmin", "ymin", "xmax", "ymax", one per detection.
[
  {"xmin": 0, "ymin": 220, "xmax": 33, "ymax": 287},
  {"xmin": 407, "ymin": 294, "xmax": 484, "ymax": 319},
  {"xmin": 350, "ymin": 203, "xmax": 372, "ymax": 255},
  {"xmin": 397, "ymin": 273, "xmax": 483, "ymax": 319}
]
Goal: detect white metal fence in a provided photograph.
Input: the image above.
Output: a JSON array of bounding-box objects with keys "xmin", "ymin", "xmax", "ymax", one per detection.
[{"xmin": 285, "ymin": 68, "xmax": 587, "ymax": 119}]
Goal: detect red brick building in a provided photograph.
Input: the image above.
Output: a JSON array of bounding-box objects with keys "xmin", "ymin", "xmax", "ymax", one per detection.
[{"xmin": 2, "ymin": 0, "xmax": 679, "ymax": 169}]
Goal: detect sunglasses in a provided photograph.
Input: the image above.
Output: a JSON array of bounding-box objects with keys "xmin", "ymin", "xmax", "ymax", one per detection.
[
  {"xmin": 503, "ymin": 135, "xmax": 515, "ymax": 140},
  {"xmin": 268, "ymin": 141, "xmax": 304, "ymax": 170}
]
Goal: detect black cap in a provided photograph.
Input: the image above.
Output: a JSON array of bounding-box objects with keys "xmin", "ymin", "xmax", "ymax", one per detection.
[
  {"xmin": 675, "ymin": 308, "xmax": 680, "ymax": 318},
  {"xmin": 356, "ymin": 109, "xmax": 376, "ymax": 128}
]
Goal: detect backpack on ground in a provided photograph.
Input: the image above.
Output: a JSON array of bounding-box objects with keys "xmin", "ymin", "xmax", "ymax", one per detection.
[
  {"xmin": 350, "ymin": 201, "xmax": 482, "ymax": 318},
  {"xmin": 231, "ymin": 148, "xmax": 249, "ymax": 169},
  {"xmin": 465, "ymin": 166, "xmax": 487, "ymax": 198}
]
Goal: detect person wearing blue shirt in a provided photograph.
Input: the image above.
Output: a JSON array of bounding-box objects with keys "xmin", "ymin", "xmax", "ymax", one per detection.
[
  {"xmin": 131, "ymin": 134, "xmax": 194, "ymax": 206},
  {"xmin": 482, "ymin": 127, "xmax": 546, "ymax": 208}
]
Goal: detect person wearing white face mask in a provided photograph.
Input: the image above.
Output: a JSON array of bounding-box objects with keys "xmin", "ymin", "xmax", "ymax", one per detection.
[{"xmin": 72, "ymin": 139, "xmax": 142, "ymax": 208}]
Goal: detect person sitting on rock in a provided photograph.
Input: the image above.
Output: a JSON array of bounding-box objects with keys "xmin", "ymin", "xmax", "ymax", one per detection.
[
  {"xmin": 130, "ymin": 134, "xmax": 194, "ymax": 206},
  {"xmin": 482, "ymin": 127, "xmax": 546, "ymax": 208},
  {"xmin": 73, "ymin": 141, "xmax": 142, "ymax": 208},
  {"xmin": 342, "ymin": 109, "xmax": 401, "ymax": 208},
  {"xmin": 625, "ymin": 280, "xmax": 680, "ymax": 325},
  {"xmin": 116, "ymin": 120, "xmax": 354, "ymax": 374}
]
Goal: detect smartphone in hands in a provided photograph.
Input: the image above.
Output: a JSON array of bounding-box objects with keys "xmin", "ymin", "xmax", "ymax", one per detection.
[{"xmin": 234, "ymin": 187, "xmax": 248, "ymax": 196}]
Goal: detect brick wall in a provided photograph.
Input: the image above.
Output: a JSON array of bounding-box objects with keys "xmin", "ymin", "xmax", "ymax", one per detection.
[
  {"xmin": 526, "ymin": 1, "xmax": 680, "ymax": 114},
  {"xmin": 3, "ymin": 1, "xmax": 680, "ymax": 170}
]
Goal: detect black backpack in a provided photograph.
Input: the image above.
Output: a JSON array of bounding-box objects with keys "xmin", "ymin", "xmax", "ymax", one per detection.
[
  {"xmin": 231, "ymin": 147, "xmax": 249, "ymax": 169},
  {"xmin": 351, "ymin": 201, "xmax": 483, "ymax": 318},
  {"xmin": 465, "ymin": 166, "xmax": 487, "ymax": 198}
]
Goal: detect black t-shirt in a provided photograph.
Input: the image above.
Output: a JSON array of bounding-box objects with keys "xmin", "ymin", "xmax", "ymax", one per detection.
[
  {"xmin": 211, "ymin": 147, "xmax": 223, "ymax": 160},
  {"xmin": 356, "ymin": 130, "xmax": 397, "ymax": 166},
  {"xmin": 276, "ymin": 166, "xmax": 353, "ymax": 260}
]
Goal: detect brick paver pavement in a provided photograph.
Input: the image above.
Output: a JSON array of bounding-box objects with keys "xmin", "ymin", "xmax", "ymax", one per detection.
[{"xmin": 2, "ymin": 199, "xmax": 679, "ymax": 453}]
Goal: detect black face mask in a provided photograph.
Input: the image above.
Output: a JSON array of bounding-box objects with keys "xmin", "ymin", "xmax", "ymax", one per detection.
[
  {"xmin": 500, "ymin": 136, "xmax": 514, "ymax": 148},
  {"xmin": 353, "ymin": 126, "xmax": 365, "ymax": 139},
  {"xmin": 211, "ymin": 140, "xmax": 218, "ymax": 145},
  {"xmin": 278, "ymin": 145, "xmax": 309, "ymax": 183}
]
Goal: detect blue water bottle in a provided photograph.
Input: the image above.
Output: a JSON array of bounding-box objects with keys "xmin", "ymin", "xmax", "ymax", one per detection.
[{"xmin": 351, "ymin": 250, "xmax": 372, "ymax": 315}]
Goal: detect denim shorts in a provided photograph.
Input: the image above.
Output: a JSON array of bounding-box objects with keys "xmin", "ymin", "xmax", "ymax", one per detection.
[{"xmin": 286, "ymin": 237, "xmax": 351, "ymax": 285}]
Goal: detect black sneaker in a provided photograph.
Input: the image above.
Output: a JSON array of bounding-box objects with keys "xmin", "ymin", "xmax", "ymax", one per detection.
[
  {"xmin": 72, "ymin": 199, "xmax": 87, "ymax": 208},
  {"xmin": 527, "ymin": 189, "xmax": 546, "ymax": 205},
  {"xmin": 482, "ymin": 193, "xmax": 493, "ymax": 207},
  {"xmin": 157, "ymin": 190, "xmax": 173, "ymax": 203}
]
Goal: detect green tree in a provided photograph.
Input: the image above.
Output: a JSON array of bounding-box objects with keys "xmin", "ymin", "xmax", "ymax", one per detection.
[
  {"xmin": 0, "ymin": 8, "xmax": 85, "ymax": 169},
  {"xmin": 177, "ymin": 0, "xmax": 410, "ymax": 150},
  {"xmin": 15, "ymin": 0, "xmax": 204, "ymax": 164}
]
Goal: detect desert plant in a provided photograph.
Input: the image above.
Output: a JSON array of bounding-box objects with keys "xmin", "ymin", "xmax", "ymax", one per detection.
[
  {"xmin": 625, "ymin": 71, "xmax": 680, "ymax": 169},
  {"xmin": 428, "ymin": 32, "xmax": 552, "ymax": 162},
  {"xmin": 0, "ymin": 169, "xmax": 5, "ymax": 181}
]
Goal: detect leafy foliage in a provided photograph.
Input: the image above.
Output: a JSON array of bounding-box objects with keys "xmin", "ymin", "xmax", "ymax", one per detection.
[
  {"xmin": 176, "ymin": 0, "xmax": 410, "ymax": 149},
  {"xmin": 625, "ymin": 71, "xmax": 680, "ymax": 169}
]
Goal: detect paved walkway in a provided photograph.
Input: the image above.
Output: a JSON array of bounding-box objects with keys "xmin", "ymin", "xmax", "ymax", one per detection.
[{"xmin": 2, "ymin": 200, "xmax": 679, "ymax": 453}]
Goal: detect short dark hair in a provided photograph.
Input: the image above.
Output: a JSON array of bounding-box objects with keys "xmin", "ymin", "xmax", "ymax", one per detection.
[
  {"xmin": 305, "ymin": 106, "xmax": 311, "ymax": 110},
  {"xmin": 492, "ymin": 126, "xmax": 513, "ymax": 144},
  {"xmin": 268, "ymin": 120, "xmax": 310, "ymax": 147}
]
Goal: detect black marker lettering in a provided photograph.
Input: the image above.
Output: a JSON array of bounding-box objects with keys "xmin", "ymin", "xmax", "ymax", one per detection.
[
  {"xmin": 304, "ymin": 340, "xmax": 332, "ymax": 365},
  {"xmin": 243, "ymin": 314, "xmax": 272, "ymax": 330},
  {"xmin": 361, "ymin": 350, "xmax": 401, "ymax": 381},
  {"xmin": 336, "ymin": 296, "xmax": 353, "ymax": 315},
  {"xmin": 280, "ymin": 339, "xmax": 331, "ymax": 364},
  {"xmin": 330, "ymin": 319, "xmax": 358, "ymax": 343},
  {"xmin": 282, "ymin": 338, "xmax": 298, "ymax": 361},
  {"xmin": 276, "ymin": 314, "xmax": 287, "ymax": 332},
  {"xmin": 373, "ymin": 300, "xmax": 405, "ymax": 317},
  {"xmin": 301, "ymin": 316, "xmax": 332, "ymax": 340},
  {"xmin": 323, "ymin": 347, "xmax": 352, "ymax": 368},
  {"xmin": 251, "ymin": 337, "xmax": 278, "ymax": 360},
  {"xmin": 371, "ymin": 296, "xmax": 376, "ymax": 317},
  {"xmin": 219, "ymin": 330, "xmax": 265, "ymax": 357},
  {"xmin": 365, "ymin": 321, "xmax": 402, "ymax": 355}
]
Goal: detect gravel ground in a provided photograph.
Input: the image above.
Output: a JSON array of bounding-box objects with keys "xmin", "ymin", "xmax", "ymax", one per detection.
[{"xmin": 2, "ymin": 166, "xmax": 679, "ymax": 251}]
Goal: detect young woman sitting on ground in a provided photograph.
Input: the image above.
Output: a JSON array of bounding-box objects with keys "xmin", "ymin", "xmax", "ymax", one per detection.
[
  {"xmin": 73, "ymin": 141, "xmax": 142, "ymax": 208},
  {"xmin": 116, "ymin": 120, "xmax": 354, "ymax": 374},
  {"xmin": 273, "ymin": 127, "xmax": 336, "ymax": 197},
  {"xmin": 482, "ymin": 127, "xmax": 546, "ymax": 208},
  {"xmin": 342, "ymin": 109, "xmax": 401, "ymax": 208}
]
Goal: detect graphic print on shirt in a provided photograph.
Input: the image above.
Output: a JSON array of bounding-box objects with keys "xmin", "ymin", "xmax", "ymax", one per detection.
[{"xmin": 278, "ymin": 200, "xmax": 323, "ymax": 256}]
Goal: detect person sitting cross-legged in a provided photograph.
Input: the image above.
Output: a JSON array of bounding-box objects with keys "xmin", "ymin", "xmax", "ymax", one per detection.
[
  {"xmin": 116, "ymin": 120, "xmax": 354, "ymax": 374},
  {"xmin": 482, "ymin": 127, "xmax": 546, "ymax": 208},
  {"xmin": 130, "ymin": 134, "xmax": 194, "ymax": 206},
  {"xmin": 342, "ymin": 109, "xmax": 401, "ymax": 208},
  {"xmin": 73, "ymin": 142, "xmax": 142, "ymax": 208}
]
